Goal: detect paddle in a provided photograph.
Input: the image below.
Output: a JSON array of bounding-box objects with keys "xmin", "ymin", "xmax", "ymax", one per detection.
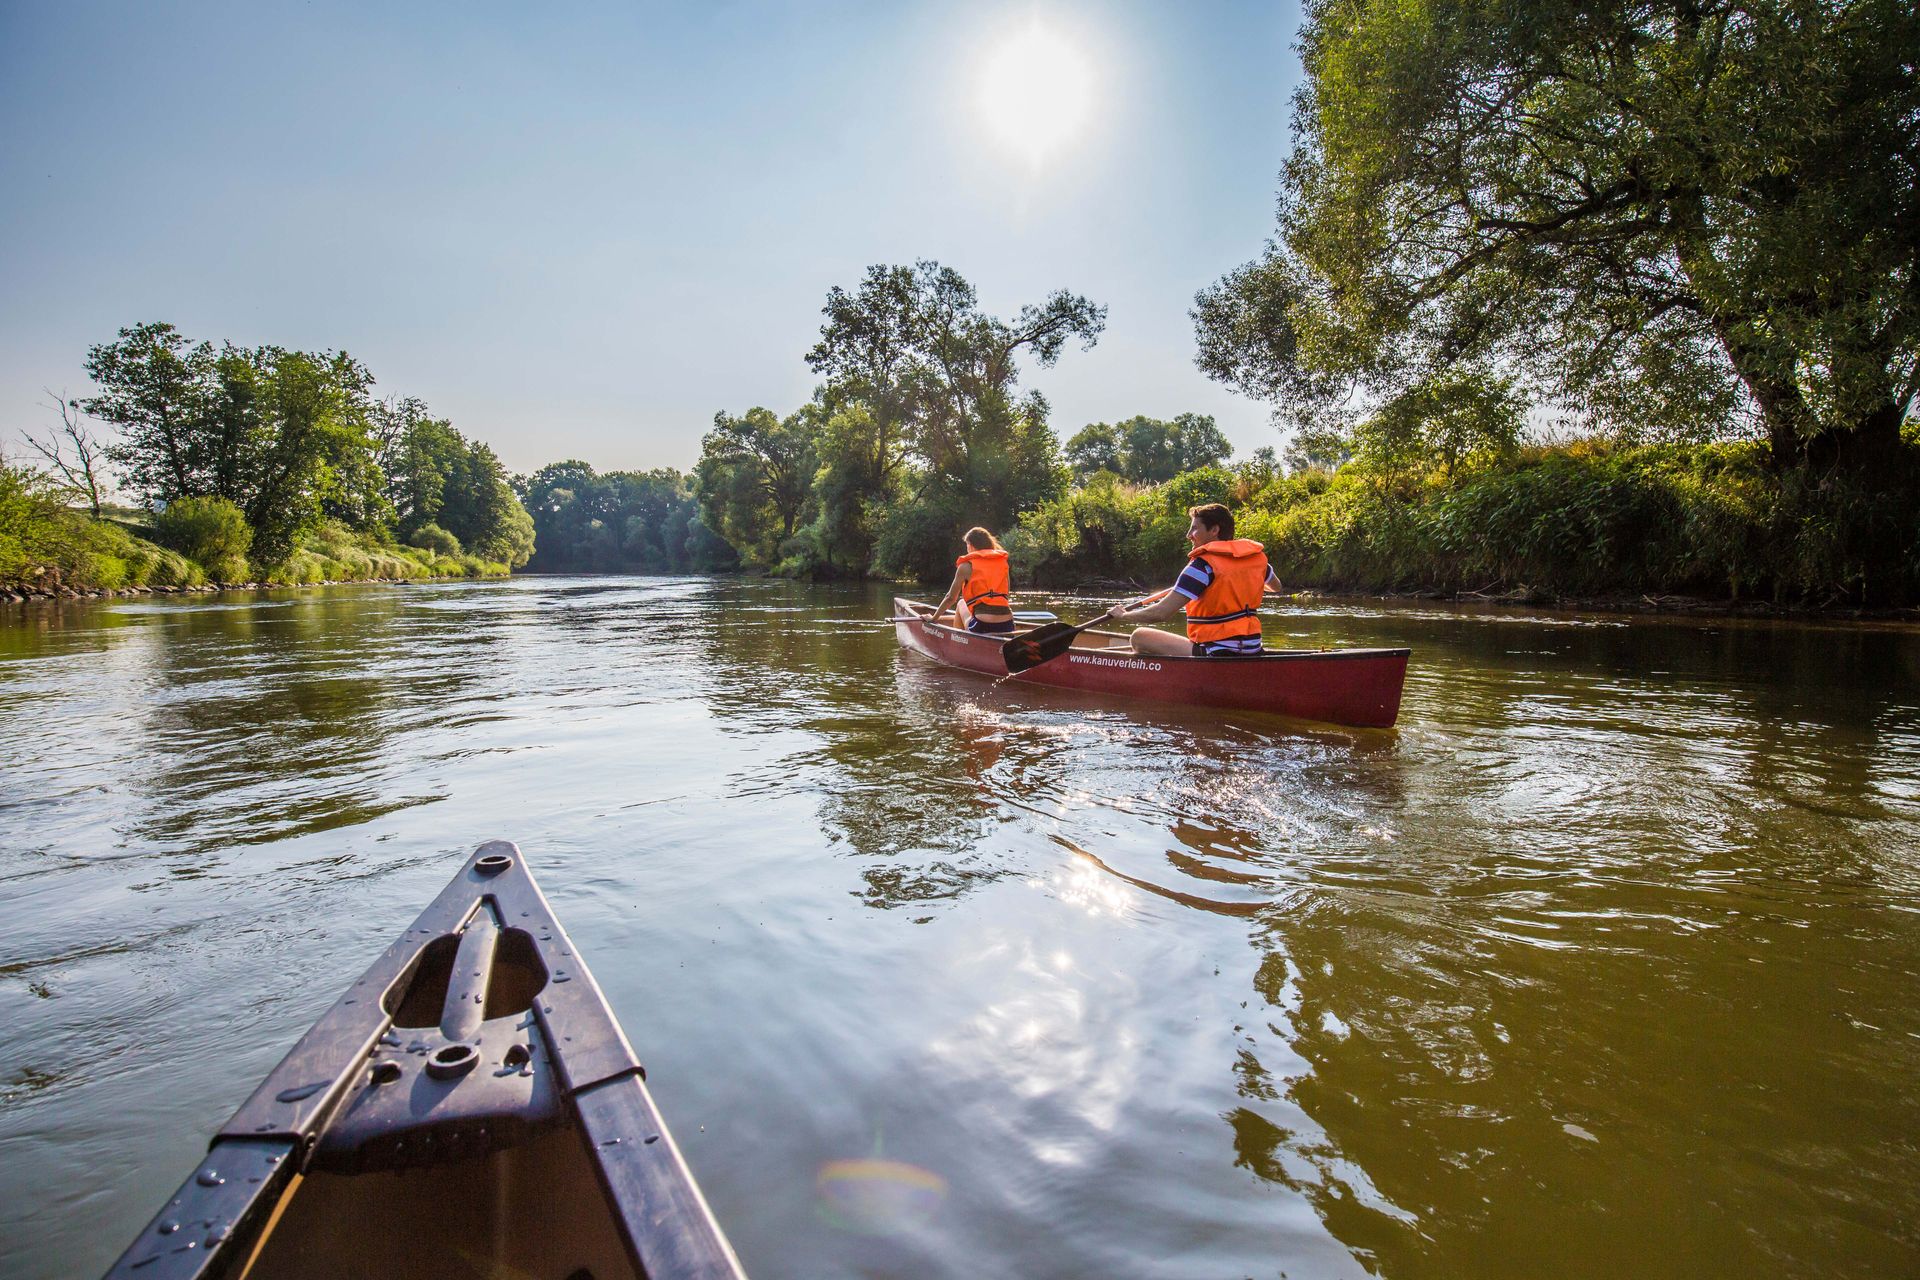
[{"xmin": 1001, "ymin": 593, "xmax": 1159, "ymax": 674}]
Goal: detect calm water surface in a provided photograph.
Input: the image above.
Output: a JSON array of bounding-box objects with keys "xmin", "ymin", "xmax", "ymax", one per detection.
[{"xmin": 2, "ymin": 577, "xmax": 1917, "ymax": 1279}]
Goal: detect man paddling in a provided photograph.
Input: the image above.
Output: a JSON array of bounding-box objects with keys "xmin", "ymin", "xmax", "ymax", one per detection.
[{"xmin": 1105, "ymin": 503, "xmax": 1281, "ymax": 656}]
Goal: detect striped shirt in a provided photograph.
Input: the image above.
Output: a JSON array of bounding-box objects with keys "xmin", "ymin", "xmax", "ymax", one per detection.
[{"xmin": 1169, "ymin": 559, "xmax": 1263, "ymax": 655}]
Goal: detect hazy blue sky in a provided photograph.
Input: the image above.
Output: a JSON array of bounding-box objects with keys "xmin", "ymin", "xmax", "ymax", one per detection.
[{"xmin": 0, "ymin": 1, "xmax": 1303, "ymax": 474}]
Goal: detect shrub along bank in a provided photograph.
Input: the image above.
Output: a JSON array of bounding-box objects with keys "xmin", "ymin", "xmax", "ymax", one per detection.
[
  {"xmin": 1008, "ymin": 440, "xmax": 1920, "ymax": 609},
  {"xmin": 2, "ymin": 467, "xmax": 508, "ymax": 600}
]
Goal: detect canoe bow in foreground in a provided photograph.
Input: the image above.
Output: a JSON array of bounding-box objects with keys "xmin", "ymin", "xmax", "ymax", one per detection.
[
  {"xmin": 893, "ymin": 597, "xmax": 1410, "ymax": 729},
  {"xmin": 104, "ymin": 842, "xmax": 746, "ymax": 1280}
]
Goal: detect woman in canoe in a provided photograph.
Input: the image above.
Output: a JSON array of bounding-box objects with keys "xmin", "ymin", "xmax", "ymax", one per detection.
[
  {"xmin": 1104, "ymin": 502, "xmax": 1281, "ymax": 656},
  {"xmin": 928, "ymin": 527, "xmax": 1016, "ymax": 635}
]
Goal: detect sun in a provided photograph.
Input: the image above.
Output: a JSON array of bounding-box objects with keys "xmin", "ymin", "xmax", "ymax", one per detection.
[{"xmin": 977, "ymin": 19, "xmax": 1095, "ymax": 168}]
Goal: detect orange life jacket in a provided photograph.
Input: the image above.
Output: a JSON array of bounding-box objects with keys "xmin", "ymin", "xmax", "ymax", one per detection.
[
  {"xmin": 1184, "ymin": 539, "xmax": 1267, "ymax": 644},
  {"xmin": 958, "ymin": 548, "xmax": 1012, "ymax": 613}
]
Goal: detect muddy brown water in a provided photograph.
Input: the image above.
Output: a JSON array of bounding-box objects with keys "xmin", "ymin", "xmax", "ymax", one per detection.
[{"xmin": 2, "ymin": 577, "xmax": 1916, "ymax": 1278}]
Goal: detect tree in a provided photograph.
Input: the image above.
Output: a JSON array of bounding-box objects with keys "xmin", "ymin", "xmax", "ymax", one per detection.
[
  {"xmin": 1353, "ymin": 369, "xmax": 1524, "ymax": 485},
  {"xmin": 806, "ymin": 261, "xmax": 1105, "ymax": 577},
  {"xmin": 795, "ymin": 399, "xmax": 898, "ymax": 576},
  {"xmin": 84, "ymin": 322, "xmax": 213, "ymax": 501},
  {"xmin": 805, "ymin": 266, "xmax": 922, "ymax": 493},
  {"xmin": 694, "ymin": 406, "xmax": 819, "ymax": 562},
  {"xmin": 382, "ymin": 412, "xmax": 533, "ymax": 567},
  {"xmin": 152, "ymin": 496, "xmax": 252, "ymax": 580},
  {"xmin": 1064, "ymin": 422, "xmax": 1123, "ymax": 480},
  {"xmin": 1282, "ymin": 427, "xmax": 1352, "ymax": 475},
  {"xmin": 24, "ymin": 392, "xmax": 108, "ymax": 518},
  {"xmin": 1193, "ymin": 0, "xmax": 1920, "ymax": 470},
  {"xmin": 84, "ymin": 325, "xmax": 387, "ymax": 563},
  {"xmin": 518, "ymin": 461, "xmax": 729, "ymax": 574},
  {"xmin": 1065, "ymin": 413, "xmax": 1232, "ymax": 485}
]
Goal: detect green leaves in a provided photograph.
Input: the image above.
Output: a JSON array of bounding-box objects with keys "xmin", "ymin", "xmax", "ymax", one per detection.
[
  {"xmin": 1203, "ymin": 0, "xmax": 1920, "ymax": 468},
  {"xmin": 1067, "ymin": 414, "xmax": 1233, "ymax": 485},
  {"xmin": 81, "ymin": 322, "xmax": 535, "ymax": 572}
]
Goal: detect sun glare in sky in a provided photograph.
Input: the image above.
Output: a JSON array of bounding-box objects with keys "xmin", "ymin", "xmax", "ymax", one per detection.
[{"xmin": 976, "ymin": 18, "xmax": 1096, "ymax": 168}]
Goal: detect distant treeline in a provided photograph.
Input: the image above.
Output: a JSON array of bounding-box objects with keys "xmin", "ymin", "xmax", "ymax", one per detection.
[{"xmin": 514, "ymin": 462, "xmax": 735, "ymax": 574}]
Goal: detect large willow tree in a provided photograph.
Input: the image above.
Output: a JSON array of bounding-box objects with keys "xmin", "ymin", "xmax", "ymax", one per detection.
[{"xmin": 1195, "ymin": 0, "xmax": 1919, "ymax": 470}]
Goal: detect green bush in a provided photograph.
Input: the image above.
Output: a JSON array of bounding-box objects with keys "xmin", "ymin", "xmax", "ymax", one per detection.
[
  {"xmin": 407, "ymin": 522, "xmax": 463, "ymax": 556},
  {"xmin": 1009, "ymin": 473, "xmax": 1157, "ymax": 586},
  {"xmin": 153, "ymin": 496, "xmax": 253, "ymax": 581},
  {"xmin": 2, "ymin": 461, "xmax": 205, "ymax": 591},
  {"xmin": 1009, "ymin": 438, "xmax": 1920, "ymax": 606},
  {"xmin": 871, "ymin": 488, "xmax": 970, "ymax": 584}
]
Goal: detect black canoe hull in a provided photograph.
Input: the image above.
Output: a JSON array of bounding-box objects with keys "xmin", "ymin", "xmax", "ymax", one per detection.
[{"xmin": 104, "ymin": 842, "xmax": 745, "ymax": 1280}]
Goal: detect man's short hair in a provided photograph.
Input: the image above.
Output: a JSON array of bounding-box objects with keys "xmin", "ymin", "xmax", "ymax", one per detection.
[{"xmin": 1188, "ymin": 502, "xmax": 1234, "ymax": 541}]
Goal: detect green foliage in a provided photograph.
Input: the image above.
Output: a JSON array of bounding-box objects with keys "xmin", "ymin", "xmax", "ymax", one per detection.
[
  {"xmin": 153, "ymin": 496, "xmax": 253, "ymax": 581},
  {"xmin": 85, "ymin": 325, "xmax": 386, "ymax": 564},
  {"xmin": 1196, "ymin": 0, "xmax": 1920, "ymax": 468},
  {"xmin": 870, "ymin": 484, "xmax": 971, "ymax": 584},
  {"xmin": 518, "ymin": 461, "xmax": 735, "ymax": 574},
  {"xmin": 1, "ymin": 457, "xmax": 203, "ymax": 591},
  {"xmin": 78, "ymin": 322, "xmax": 534, "ymax": 572},
  {"xmin": 1006, "ymin": 472, "xmax": 1153, "ymax": 586},
  {"xmin": 263, "ymin": 520, "xmax": 508, "ymax": 586},
  {"xmin": 1066, "ymin": 413, "xmax": 1233, "ymax": 484},
  {"xmin": 787, "ymin": 401, "xmax": 897, "ymax": 578},
  {"xmin": 798, "ymin": 261, "xmax": 1104, "ymax": 578},
  {"xmin": 407, "ymin": 522, "xmax": 462, "ymax": 556},
  {"xmin": 381, "ymin": 408, "xmax": 533, "ymax": 568},
  {"xmin": 695, "ymin": 405, "xmax": 820, "ymax": 563},
  {"xmin": 1013, "ymin": 439, "xmax": 1920, "ymax": 606},
  {"xmin": 1352, "ymin": 370, "xmax": 1525, "ymax": 484}
]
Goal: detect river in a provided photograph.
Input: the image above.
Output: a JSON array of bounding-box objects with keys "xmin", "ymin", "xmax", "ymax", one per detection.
[{"xmin": 2, "ymin": 577, "xmax": 1917, "ymax": 1278}]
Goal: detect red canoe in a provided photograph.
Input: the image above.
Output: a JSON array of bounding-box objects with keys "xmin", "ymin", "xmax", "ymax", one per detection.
[{"xmin": 893, "ymin": 598, "xmax": 1410, "ymax": 729}]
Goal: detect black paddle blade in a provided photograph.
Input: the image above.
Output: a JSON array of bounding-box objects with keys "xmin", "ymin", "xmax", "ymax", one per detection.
[{"xmin": 1002, "ymin": 622, "xmax": 1077, "ymax": 674}]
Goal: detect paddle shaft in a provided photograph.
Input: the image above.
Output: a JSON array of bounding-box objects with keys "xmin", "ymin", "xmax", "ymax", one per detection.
[{"xmin": 1000, "ymin": 591, "xmax": 1167, "ymax": 675}]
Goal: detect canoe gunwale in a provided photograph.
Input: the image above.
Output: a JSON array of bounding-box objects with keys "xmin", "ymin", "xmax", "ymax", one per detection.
[
  {"xmin": 890, "ymin": 598, "xmax": 1410, "ymax": 664},
  {"xmin": 103, "ymin": 842, "xmax": 746, "ymax": 1280}
]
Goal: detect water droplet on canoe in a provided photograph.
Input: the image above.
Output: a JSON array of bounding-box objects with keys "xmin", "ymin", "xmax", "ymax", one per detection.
[
  {"xmin": 645, "ymin": 1135, "xmax": 659, "ymax": 1145},
  {"xmin": 158, "ymin": 1221, "xmax": 180, "ymax": 1235},
  {"xmin": 195, "ymin": 1170, "xmax": 224, "ymax": 1187},
  {"xmin": 275, "ymin": 1082, "xmax": 326, "ymax": 1103}
]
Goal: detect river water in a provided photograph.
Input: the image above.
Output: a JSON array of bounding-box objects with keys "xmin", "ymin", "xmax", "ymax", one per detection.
[{"xmin": 1, "ymin": 577, "xmax": 1916, "ymax": 1279}]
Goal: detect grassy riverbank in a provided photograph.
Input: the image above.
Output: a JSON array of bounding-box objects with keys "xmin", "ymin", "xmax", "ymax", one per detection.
[{"xmin": 2, "ymin": 468, "xmax": 508, "ymax": 600}]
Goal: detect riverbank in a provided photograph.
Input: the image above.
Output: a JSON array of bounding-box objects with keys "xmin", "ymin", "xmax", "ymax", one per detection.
[
  {"xmin": 0, "ymin": 574, "xmax": 494, "ymax": 605},
  {"xmin": 2, "ymin": 486, "xmax": 510, "ymax": 601},
  {"xmin": 1293, "ymin": 586, "xmax": 1920, "ymax": 625}
]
